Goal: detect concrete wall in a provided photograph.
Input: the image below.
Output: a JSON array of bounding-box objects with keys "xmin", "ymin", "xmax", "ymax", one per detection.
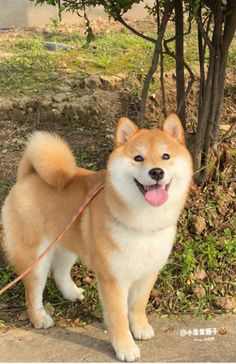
[{"xmin": 0, "ymin": 0, "xmax": 154, "ymax": 28}]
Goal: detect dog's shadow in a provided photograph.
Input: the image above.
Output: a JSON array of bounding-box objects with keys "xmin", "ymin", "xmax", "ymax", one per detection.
[{"xmin": 23, "ymin": 321, "xmax": 116, "ymax": 362}]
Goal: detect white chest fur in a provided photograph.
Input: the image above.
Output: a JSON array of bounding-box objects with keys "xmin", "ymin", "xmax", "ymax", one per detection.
[{"xmin": 108, "ymin": 221, "xmax": 176, "ymax": 285}]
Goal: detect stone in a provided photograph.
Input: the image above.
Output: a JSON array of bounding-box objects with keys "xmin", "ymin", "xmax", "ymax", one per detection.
[
  {"xmin": 18, "ymin": 311, "xmax": 29, "ymax": 321},
  {"xmin": 189, "ymin": 269, "xmax": 207, "ymax": 281},
  {"xmin": 0, "ymin": 315, "xmax": 236, "ymax": 362},
  {"xmin": 100, "ymin": 75, "xmax": 123, "ymax": 88},
  {"xmin": 52, "ymin": 93, "xmax": 67, "ymax": 103},
  {"xmin": 214, "ymin": 297, "xmax": 236, "ymax": 310},
  {"xmin": 191, "ymin": 215, "xmax": 206, "ymax": 234},
  {"xmin": 45, "ymin": 42, "xmax": 71, "ymax": 51},
  {"xmin": 192, "ymin": 286, "xmax": 206, "ymax": 298},
  {"xmin": 83, "ymin": 75, "xmax": 102, "ymax": 89}
]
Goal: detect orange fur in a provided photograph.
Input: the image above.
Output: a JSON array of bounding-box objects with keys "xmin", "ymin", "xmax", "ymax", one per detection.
[
  {"xmin": 2, "ymin": 115, "xmax": 192, "ymax": 362},
  {"xmin": 17, "ymin": 132, "xmax": 77, "ymax": 189}
]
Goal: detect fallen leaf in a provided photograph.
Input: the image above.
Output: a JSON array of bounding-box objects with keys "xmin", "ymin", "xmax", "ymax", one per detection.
[
  {"xmin": 192, "ymin": 286, "xmax": 206, "ymax": 298},
  {"xmin": 189, "ymin": 269, "xmax": 207, "ymax": 281},
  {"xmin": 214, "ymin": 297, "xmax": 236, "ymax": 310},
  {"xmin": 191, "ymin": 215, "xmax": 206, "ymax": 235},
  {"xmin": 218, "ymin": 327, "xmax": 227, "ymax": 335}
]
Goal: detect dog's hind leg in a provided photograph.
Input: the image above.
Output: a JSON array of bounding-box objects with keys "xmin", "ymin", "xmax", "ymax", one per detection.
[
  {"xmin": 24, "ymin": 271, "xmax": 54, "ymax": 329},
  {"xmin": 24, "ymin": 239, "xmax": 55, "ymax": 329},
  {"xmin": 2, "ymin": 208, "xmax": 54, "ymax": 329},
  {"xmin": 52, "ymin": 246, "xmax": 85, "ymax": 301},
  {"xmin": 128, "ymin": 273, "xmax": 157, "ymax": 340}
]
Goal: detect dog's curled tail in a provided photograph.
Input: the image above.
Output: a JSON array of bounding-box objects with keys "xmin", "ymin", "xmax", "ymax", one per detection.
[{"xmin": 17, "ymin": 132, "xmax": 77, "ymax": 190}]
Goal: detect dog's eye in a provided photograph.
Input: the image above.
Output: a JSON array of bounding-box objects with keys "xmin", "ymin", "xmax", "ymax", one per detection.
[
  {"xmin": 134, "ymin": 155, "xmax": 144, "ymax": 162},
  {"xmin": 162, "ymin": 153, "xmax": 170, "ymax": 160}
]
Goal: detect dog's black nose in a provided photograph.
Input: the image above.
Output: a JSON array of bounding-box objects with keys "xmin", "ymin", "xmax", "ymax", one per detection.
[{"xmin": 149, "ymin": 168, "xmax": 164, "ymax": 181}]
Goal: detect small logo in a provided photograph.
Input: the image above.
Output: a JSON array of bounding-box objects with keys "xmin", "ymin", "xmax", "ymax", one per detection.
[{"xmin": 179, "ymin": 328, "xmax": 218, "ymax": 337}]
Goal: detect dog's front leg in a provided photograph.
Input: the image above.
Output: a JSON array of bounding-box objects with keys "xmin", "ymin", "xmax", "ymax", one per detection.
[
  {"xmin": 97, "ymin": 277, "xmax": 140, "ymax": 362},
  {"xmin": 128, "ymin": 273, "xmax": 157, "ymax": 341}
]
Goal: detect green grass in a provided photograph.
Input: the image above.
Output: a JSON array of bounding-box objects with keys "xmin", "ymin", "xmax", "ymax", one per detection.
[
  {"xmin": 0, "ymin": 25, "xmax": 234, "ymax": 96},
  {"xmin": 0, "ymin": 30, "xmax": 149, "ymax": 95},
  {"xmin": 155, "ymin": 228, "xmax": 236, "ymax": 316},
  {"xmin": 0, "ymin": 266, "xmax": 25, "ymax": 308},
  {"xmin": 0, "ymin": 36, "xmax": 62, "ymax": 94},
  {"xmin": 0, "ymin": 26, "xmax": 202, "ymax": 96},
  {"xmin": 0, "ymin": 25, "xmax": 235, "ymax": 96},
  {"xmin": 228, "ymin": 45, "xmax": 236, "ymax": 71}
]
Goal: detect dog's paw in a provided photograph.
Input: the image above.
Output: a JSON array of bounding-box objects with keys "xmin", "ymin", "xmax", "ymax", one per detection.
[
  {"xmin": 33, "ymin": 309, "xmax": 54, "ymax": 329},
  {"xmin": 114, "ymin": 343, "xmax": 140, "ymax": 362},
  {"xmin": 130, "ymin": 323, "xmax": 154, "ymax": 340},
  {"xmin": 64, "ymin": 287, "xmax": 85, "ymax": 301}
]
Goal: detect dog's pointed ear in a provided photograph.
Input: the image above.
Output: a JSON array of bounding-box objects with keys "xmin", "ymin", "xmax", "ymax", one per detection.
[
  {"xmin": 163, "ymin": 114, "xmax": 185, "ymax": 145},
  {"xmin": 115, "ymin": 117, "xmax": 139, "ymax": 147}
]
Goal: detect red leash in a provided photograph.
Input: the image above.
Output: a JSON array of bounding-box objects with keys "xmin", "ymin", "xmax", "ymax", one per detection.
[{"xmin": 0, "ymin": 183, "xmax": 105, "ymax": 296}]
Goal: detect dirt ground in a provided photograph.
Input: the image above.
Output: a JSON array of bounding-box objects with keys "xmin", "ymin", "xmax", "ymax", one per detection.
[
  {"xmin": 0, "ymin": 23, "xmax": 235, "ymax": 329},
  {"xmin": 0, "ymin": 69, "xmax": 235, "ymax": 190},
  {"xmin": 0, "ymin": 22, "xmax": 235, "ymax": 191}
]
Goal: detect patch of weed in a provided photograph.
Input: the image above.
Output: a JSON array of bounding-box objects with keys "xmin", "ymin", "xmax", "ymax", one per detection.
[
  {"xmin": 0, "ymin": 266, "xmax": 25, "ymax": 308},
  {"xmin": 155, "ymin": 228, "xmax": 236, "ymax": 316},
  {"xmin": 0, "ymin": 26, "xmax": 235, "ymax": 97},
  {"xmin": 0, "ymin": 36, "xmax": 63, "ymax": 95}
]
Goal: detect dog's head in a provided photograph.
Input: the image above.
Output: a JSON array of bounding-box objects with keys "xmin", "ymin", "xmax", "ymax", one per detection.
[{"xmin": 107, "ymin": 114, "xmax": 193, "ymax": 210}]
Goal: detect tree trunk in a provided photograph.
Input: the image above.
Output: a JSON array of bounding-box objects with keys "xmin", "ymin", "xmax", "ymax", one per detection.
[
  {"xmin": 138, "ymin": 0, "xmax": 173, "ymax": 126},
  {"xmin": 58, "ymin": 0, "xmax": 62, "ymax": 21},
  {"xmin": 193, "ymin": 46, "xmax": 215, "ymax": 177},
  {"xmin": 158, "ymin": 3, "xmax": 167, "ymax": 118},
  {"xmin": 200, "ymin": 1, "xmax": 222, "ymax": 181},
  {"xmin": 212, "ymin": 1, "xmax": 236, "ymax": 145},
  {"xmin": 160, "ymin": 44, "xmax": 167, "ymax": 118},
  {"xmin": 197, "ymin": 5, "xmax": 205, "ymax": 118},
  {"xmin": 175, "ymin": 0, "xmax": 185, "ymax": 128},
  {"xmin": 193, "ymin": 0, "xmax": 236, "ymax": 184}
]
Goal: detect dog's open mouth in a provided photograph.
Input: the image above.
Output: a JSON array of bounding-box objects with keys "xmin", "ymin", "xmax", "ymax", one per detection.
[{"xmin": 134, "ymin": 179, "xmax": 170, "ymax": 206}]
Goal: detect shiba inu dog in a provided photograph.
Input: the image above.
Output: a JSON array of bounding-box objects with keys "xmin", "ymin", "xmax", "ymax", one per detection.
[{"xmin": 2, "ymin": 114, "xmax": 192, "ymax": 361}]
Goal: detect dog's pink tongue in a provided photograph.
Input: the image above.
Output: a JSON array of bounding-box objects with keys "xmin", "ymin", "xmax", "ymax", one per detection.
[{"xmin": 145, "ymin": 185, "xmax": 168, "ymax": 206}]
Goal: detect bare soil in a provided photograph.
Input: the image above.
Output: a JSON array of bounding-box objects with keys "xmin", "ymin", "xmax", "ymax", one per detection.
[
  {"xmin": 0, "ymin": 69, "xmax": 235, "ymax": 190},
  {"xmin": 0, "ymin": 23, "xmax": 235, "ymax": 328},
  {"xmin": 0, "ymin": 84, "xmax": 128, "ymax": 186}
]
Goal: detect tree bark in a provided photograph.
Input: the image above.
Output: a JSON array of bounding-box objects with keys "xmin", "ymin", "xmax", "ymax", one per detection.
[
  {"xmin": 58, "ymin": 0, "xmax": 62, "ymax": 21},
  {"xmin": 138, "ymin": 0, "xmax": 173, "ymax": 126},
  {"xmin": 115, "ymin": 14, "xmax": 156, "ymax": 44},
  {"xmin": 158, "ymin": 3, "xmax": 167, "ymax": 118},
  {"xmin": 163, "ymin": 36, "xmax": 195, "ymax": 128},
  {"xmin": 212, "ymin": 1, "xmax": 236, "ymax": 145},
  {"xmin": 175, "ymin": 0, "xmax": 185, "ymax": 128},
  {"xmin": 200, "ymin": 1, "xmax": 222, "ymax": 181},
  {"xmin": 160, "ymin": 44, "xmax": 167, "ymax": 118},
  {"xmin": 197, "ymin": 5, "xmax": 205, "ymax": 117},
  {"xmin": 193, "ymin": 0, "xmax": 236, "ymax": 183},
  {"xmin": 193, "ymin": 45, "xmax": 215, "ymax": 176}
]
